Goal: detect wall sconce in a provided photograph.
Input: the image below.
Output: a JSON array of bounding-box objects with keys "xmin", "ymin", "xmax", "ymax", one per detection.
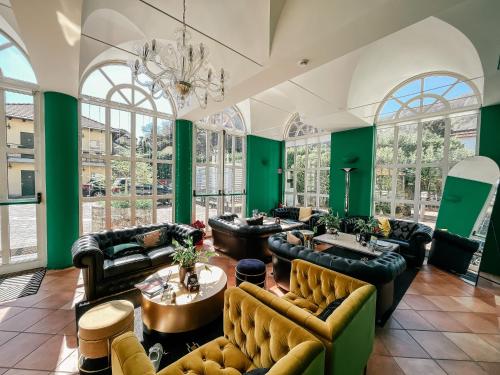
[
  {"xmin": 277, "ymin": 168, "xmax": 283, "ymax": 174},
  {"xmin": 8, "ymin": 163, "xmax": 12, "ymax": 169},
  {"xmin": 6, "ymin": 123, "xmax": 11, "ymax": 129}
]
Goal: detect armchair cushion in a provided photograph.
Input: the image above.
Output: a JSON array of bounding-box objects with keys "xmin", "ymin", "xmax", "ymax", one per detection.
[
  {"xmin": 389, "ymin": 220, "xmax": 417, "ymax": 240},
  {"xmin": 316, "ymin": 297, "xmax": 347, "ymax": 321}
]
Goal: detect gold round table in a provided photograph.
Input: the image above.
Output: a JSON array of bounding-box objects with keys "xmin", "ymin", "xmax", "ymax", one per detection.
[{"xmin": 140, "ymin": 263, "xmax": 227, "ymax": 333}]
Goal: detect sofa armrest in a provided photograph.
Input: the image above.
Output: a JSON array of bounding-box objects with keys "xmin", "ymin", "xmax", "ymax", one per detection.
[
  {"xmin": 71, "ymin": 235, "xmax": 104, "ymax": 269},
  {"xmin": 111, "ymin": 332, "xmax": 156, "ymax": 375},
  {"xmin": 273, "ymin": 207, "xmax": 290, "ymax": 218},
  {"xmin": 409, "ymin": 224, "xmax": 433, "ymax": 244},
  {"xmin": 170, "ymin": 224, "xmax": 203, "ymax": 245},
  {"xmin": 268, "ymin": 341, "xmax": 325, "ymax": 375}
]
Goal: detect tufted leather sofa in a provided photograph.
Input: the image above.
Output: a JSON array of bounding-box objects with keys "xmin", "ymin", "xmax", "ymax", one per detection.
[
  {"xmin": 72, "ymin": 223, "xmax": 202, "ymax": 301},
  {"xmin": 111, "ymin": 287, "xmax": 325, "ymax": 375},
  {"xmin": 341, "ymin": 216, "xmax": 433, "ymax": 267},
  {"xmin": 268, "ymin": 233, "xmax": 406, "ymax": 319},
  {"xmin": 273, "ymin": 207, "xmax": 327, "ymax": 234},
  {"xmin": 208, "ymin": 214, "xmax": 285, "ymax": 261},
  {"xmin": 241, "ymin": 260, "xmax": 376, "ymax": 375}
]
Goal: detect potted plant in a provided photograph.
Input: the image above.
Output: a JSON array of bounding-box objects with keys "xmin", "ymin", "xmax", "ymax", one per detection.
[
  {"xmin": 191, "ymin": 220, "xmax": 206, "ymax": 246},
  {"xmin": 171, "ymin": 237, "xmax": 215, "ymax": 284},
  {"xmin": 353, "ymin": 217, "xmax": 379, "ymax": 243},
  {"xmin": 316, "ymin": 209, "xmax": 341, "ymax": 234}
]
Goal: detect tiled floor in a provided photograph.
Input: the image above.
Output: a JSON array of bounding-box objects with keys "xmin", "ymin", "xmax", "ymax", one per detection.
[{"xmin": 0, "ymin": 248, "xmax": 499, "ymax": 374}]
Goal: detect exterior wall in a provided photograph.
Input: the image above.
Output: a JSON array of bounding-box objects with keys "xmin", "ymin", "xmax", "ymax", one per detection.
[
  {"xmin": 6, "ymin": 117, "xmax": 34, "ymax": 146},
  {"xmin": 7, "ymin": 161, "xmax": 35, "ymax": 197},
  {"xmin": 81, "ymin": 127, "xmax": 105, "ymax": 154}
]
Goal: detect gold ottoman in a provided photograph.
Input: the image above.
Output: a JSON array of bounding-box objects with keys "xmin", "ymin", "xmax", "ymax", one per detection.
[{"xmin": 78, "ymin": 299, "xmax": 134, "ymax": 372}]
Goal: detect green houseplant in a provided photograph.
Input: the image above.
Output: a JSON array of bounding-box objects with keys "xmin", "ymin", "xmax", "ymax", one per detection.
[
  {"xmin": 316, "ymin": 209, "xmax": 341, "ymax": 234},
  {"xmin": 353, "ymin": 217, "xmax": 379, "ymax": 242},
  {"xmin": 171, "ymin": 237, "xmax": 215, "ymax": 283}
]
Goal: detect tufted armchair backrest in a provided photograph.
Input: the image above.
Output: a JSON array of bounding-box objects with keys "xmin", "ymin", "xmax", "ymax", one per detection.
[{"xmin": 223, "ymin": 287, "xmax": 323, "ymax": 373}]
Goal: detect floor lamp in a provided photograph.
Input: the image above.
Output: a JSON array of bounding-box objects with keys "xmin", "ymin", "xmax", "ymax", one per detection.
[{"xmin": 341, "ymin": 168, "xmax": 357, "ymax": 217}]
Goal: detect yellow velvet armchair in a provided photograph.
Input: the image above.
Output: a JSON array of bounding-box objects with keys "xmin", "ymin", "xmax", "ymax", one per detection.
[
  {"xmin": 111, "ymin": 286, "xmax": 325, "ymax": 375},
  {"xmin": 240, "ymin": 259, "xmax": 376, "ymax": 375}
]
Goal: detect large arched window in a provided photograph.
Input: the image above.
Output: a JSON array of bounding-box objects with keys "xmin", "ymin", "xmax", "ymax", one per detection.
[
  {"xmin": 80, "ymin": 62, "xmax": 176, "ymax": 233},
  {"xmin": 1, "ymin": 29, "xmax": 43, "ymax": 271},
  {"xmin": 284, "ymin": 113, "xmax": 330, "ymax": 208},
  {"xmin": 374, "ymin": 72, "xmax": 481, "ymax": 226},
  {"xmin": 193, "ymin": 107, "xmax": 246, "ymax": 227}
]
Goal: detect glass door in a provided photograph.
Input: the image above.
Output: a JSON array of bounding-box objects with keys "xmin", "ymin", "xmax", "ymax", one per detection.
[{"xmin": 0, "ymin": 88, "xmax": 45, "ymax": 274}]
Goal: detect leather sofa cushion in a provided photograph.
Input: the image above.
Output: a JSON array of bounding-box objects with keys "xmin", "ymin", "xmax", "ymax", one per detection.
[
  {"xmin": 103, "ymin": 253, "xmax": 152, "ymax": 278},
  {"xmin": 146, "ymin": 245, "xmax": 175, "ymax": 267},
  {"xmin": 383, "ymin": 238, "xmax": 410, "ymax": 249},
  {"xmin": 390, "ymin": 220, "xmax": 417, "ymax": 240}
]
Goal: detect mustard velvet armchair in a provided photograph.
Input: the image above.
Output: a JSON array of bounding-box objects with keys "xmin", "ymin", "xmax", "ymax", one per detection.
[
  {"xmin": 240, "ymin": 259, "xmax": 376, "ymax": 375},
  {"xmin": 111, "ymin": 287, "xmax": 325, "ymax": 375}
]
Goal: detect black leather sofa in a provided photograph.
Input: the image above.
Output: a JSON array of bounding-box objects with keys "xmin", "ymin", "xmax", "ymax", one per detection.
[
  {"xmin": 341, "ymin": 216, "xmax": 433, "ymax": 267},
  {"xmin": 72, "ymin": 223, "xmax": 202, "ymax": 301},
  {"xmin": 208, "ymin": 214, "xmax": 284, "ymax": 261},
  {"xmin": 268, "ymin": 232, "xmax": 407, "ymax": 319},
  {"xmin": 272, "ymin": 207, "xmax": 326, "ymax": 235}
]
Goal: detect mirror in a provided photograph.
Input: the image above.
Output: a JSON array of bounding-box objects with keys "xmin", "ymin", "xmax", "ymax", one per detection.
[{"xmin": 435, "ymin": 156, "xmax": 499, "ymax": 284}]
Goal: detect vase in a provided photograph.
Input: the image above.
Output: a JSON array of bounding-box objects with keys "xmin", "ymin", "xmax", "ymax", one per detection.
[{"xmin": 179, "ymin": 265, "xmax": 195, "ymax": 285}]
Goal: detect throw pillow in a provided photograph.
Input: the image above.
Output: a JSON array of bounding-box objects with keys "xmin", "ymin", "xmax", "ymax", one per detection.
[
  {"xmin": 299, "ymin": 207, "xmax": 313, "ymax": 222},
  {"xmin": 134, "ymin": 228, "xmax": 170, "ymax": 249},
  {"xmin": 287, "ymin": 231, "xmax": 302, "ymax": 245},
  {"xmin": 391, "ymin": 221, "xmax": 417, "ymax": 240},
  {"xmin": 317, "ymin": 297, "xmax": 347, "ymax": 321},
  {"xmin": 378, "ymin": 217, "xmax": 391, "ymax": 237},
  {"xmin": 244, "ymin": 369, "xmax": 269, "ymax": 375},
  {"xmin": 246, "ymin": 216, "xmax": 264, "ymax": 226},
  {"xmin": 104, "ymin": 242, "xmax": 143, "ymax": 259}
]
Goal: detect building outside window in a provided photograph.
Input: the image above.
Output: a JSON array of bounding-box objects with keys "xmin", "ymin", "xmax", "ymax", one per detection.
[
  {"xmin": 373, "ymin": 72, "xmax": 481, "ymax": 228},
  {"xmin": 284, "ymin": 113, "xmax": 330, "ymax": 209},
  {"xmin": 79, "ymin": 62, "xmax": 176, "ymax": 233}
]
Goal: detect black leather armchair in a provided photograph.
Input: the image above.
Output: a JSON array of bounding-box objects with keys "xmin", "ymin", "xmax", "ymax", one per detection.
[
  {"xmin": 209, "ymin": 214, "xmax": 282, "ymax": 261},
  {"xmin": 268, "ymin": 233, "xmax": 406, "ymax": 319},
  {"xmin": 72, "ymin": 223, "xmax": 202, "ymax": 301},
  {"xmin": 272, "ymin": 207, "xmax": 326, "ymax": 235}
]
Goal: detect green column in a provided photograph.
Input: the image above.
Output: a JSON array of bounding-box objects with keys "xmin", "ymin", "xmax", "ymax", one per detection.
[
  {"xmin": 479, "ymin": 105, "xmax": 500, "ymax": 276},
  {"xmin": 330, "ymin": 126, "xmax": 375, "ymax": 217},
  {"xmin": 175, "ymin": 119, "xmax": 193, "ymax": 224},
  {"xmin": 44, "ymin": 92, "xmax": 79, "ymax": 269}
]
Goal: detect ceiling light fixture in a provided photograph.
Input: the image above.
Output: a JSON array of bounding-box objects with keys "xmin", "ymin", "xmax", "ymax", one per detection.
[{"xmin": 130, "ymin": 0, "xmax": 226, "ymax": 109}]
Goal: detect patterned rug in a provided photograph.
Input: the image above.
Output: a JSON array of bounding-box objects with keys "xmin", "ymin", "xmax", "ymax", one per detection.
[{"xmin": 0, "ymin": 268, "xmax": 46, "ymax": 303}]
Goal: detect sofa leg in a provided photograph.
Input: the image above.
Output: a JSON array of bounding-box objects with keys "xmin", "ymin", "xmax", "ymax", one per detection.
[{"xmin": 364, "ymin": 365, "xmax": 367, "ymax": 375}]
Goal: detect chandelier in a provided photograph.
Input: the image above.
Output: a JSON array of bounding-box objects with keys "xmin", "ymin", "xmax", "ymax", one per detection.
[{"xmin": 130, "ymin": 0, "xmax": 226, "ymax": 109}]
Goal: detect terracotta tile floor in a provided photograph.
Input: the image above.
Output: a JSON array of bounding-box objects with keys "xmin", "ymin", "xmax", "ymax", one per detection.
[{"xmin": 0, "ymin": 248, "xmax": 499, "ymax": 374}]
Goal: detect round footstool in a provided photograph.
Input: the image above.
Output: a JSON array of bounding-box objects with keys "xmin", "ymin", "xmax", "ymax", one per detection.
[
  {"xmin": 236, "ymin": 259, "xmax": 266, "ymax": 287},
  {"xmin": 78, "ymin": 299, "xmax": 134, "ymax": 372}
]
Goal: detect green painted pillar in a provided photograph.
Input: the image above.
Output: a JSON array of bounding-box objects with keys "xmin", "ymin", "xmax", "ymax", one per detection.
[
  {"xmin": 175, "ymin": 119, "xmax": 193, "ymax": 224},
  {"xmin": 479, "ymin": 105, "xmax": 500, "ymax": 277},
  {"xmin": 44, "ymin": 92, "xmax": 79, "ymax": 269}
]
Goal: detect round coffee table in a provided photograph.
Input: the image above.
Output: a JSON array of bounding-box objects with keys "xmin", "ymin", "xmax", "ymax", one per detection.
[{"xmin": 140, "ymin": 263, "xmax": 227, "ymax": 333}]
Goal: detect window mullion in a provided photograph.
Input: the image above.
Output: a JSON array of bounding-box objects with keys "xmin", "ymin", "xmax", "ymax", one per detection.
[
  {"xmin": 414, "ymin": 121, "xmax": 423, "ymax": 222},
  {"xmin": 105, "ymin": 107, "xmax": 112, "ymax": 229},
  {"xmin": 130, "ymin": 112, "xmax": 136, "ymax": 226},
  {"xmin": 152, "ymin": 116, "xmax": 158, "ymax": 224}
]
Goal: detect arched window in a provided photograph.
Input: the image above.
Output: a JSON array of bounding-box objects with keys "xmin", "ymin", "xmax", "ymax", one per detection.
[
  {"xmin": 373, "ymin": 72, "xmax": 481, "ymax": 226},
  {"xmin": 193, "ymin": 107, "xmax": 246, "ymax": 227},
  {"xmin": 1, "ymin": 29, "xmax": 42, "ymax": 270},
  {"xmin": 79, "ymin": 62, "xmax": 176, "ymax": 233},
  {"xmin": 284, "ymin": 113, "xmax": 330, "ymax": 209}
]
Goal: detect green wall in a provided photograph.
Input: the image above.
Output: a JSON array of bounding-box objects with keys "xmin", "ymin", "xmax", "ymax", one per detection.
[
  {"xmin": 174, "ymin": 119, "xmax": 193, "ymax": 224},
  {"xmin": 44, "ymin": 92, "xmax": 79, "ymax": 269},
  {"xmin": 436, "ymin": 176, "xmax": 492, "ymax": 237},
  {"xmin": 330, "ymin": 126, "xmax": 375, "ymax": 217},
  {"xmin": 479, "ymin": 104, "xmax": 500, "ymax": 276},
  {"xmin": 246, "ymin": 135, "xmax": 282, "ymax": 216}
]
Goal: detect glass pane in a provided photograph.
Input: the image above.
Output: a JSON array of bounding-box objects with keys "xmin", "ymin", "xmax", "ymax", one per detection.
[
  {"xmin": 136, "ymin": 199, "xmax": 153, "ymax": 225},
  {"xmin": 195, "ymin": 166, "xmax": 206, "ymax": 193},
  {"xmin": 157, "ymin": 163, "xmax": 173, "ymax": 195},
  {"xmin": 306, "ymin": 171, "xmax": 317, "ymax": 193},
  {"xmin": 157, "ymin": 199, "xmax": 173, "ymax": 223},
  {"xmin": 225, "ymin": 134, "xmax": 233, "ymax": 164},
  {"xmin": 81, "ymin": 103, "xmax": 106, "ymax": 156},
  {"xmin": 295, "ymin": 145, "xmax": 306, "ymax": 168},
  {"xmin": 307, "ymin": 195, "xmax": 316, "ymax": 208},
  {"xmin": 9, "ymin": 204, "xmax": 37, "ymax": 263},
  {"xmin": 396, "ymin": 168, "xmax": 415, "ymax": 200},
  {"xmin": 81, "ymin": 70, "xmax": 112, "ymax": 99},
  {"xmin": 420, "ymin": 204, "xmax": 439, "ymax": 229},
  {"xmin": 397, "ymin": 123, "xmax": 418, "ymax": 164},
  {"xmin": 420, "ymin": 167, "xmax": 442, "ymax": 202},
  {"xmin": 208, "ymin": 197, "xmax": 218, "ymax": 219},
  {"xmin": 223, "ymin": 196, "xmax": 232, "ymax": 215},
  {"xmin": 0, "ymin": 34, "xmax": 37, "ymax": 83},
  {"xmin": 136, "ymin": 114, "xmax": 153, "ymax": 159},
  {"xmin": 110, "ymin": 109, "xmax": 131, "ymax": 156},
  {"xmin": 395, "ymin": 203, "xmax": 415, "ymax": 220},
  {"xmin": 319, "ymin": 170, "xmax": 329, "ymax": 195},
  {"xmin": 450, "ymin": 114, "xmax": 477, "ymax": 162},
  {"xmin": 82, "ymin": 200, "xmax": 105, "ymax": 234},
  {"xmin": 285, "ymin": 170, "xmax": 294, "ymax": 193},
  {"xmin": 296, "ymin": 171, "xmax": 305, "ymax": 194},
  {"xmin": 234, "ymin": 137, "xmax": 243, "ymax": 165},
  {"xmin": 136, "ymin": 161, "xmax": 153, "ymax": 196},
  {"xmin": 422, "ymin": 119, "xmax": 445, "ymax": 163},
  {"xmin": 376, "ymin": 127, "xmax": 394, "ymax": 164},
  {"xmin": 374, "ymin": 201, "xmax": 391, "ymax": 216},
  {"xmin": 158, "ymin": 119, "xmax": 173, "ymax": 161},
  {"xmin": 154, "ymin": 96, "xmax": 174, "ymax": 115},
  {"xmin": 224, "ymin": 167, "xmax": 233, "ymax": 193},
  {"xmin": 285, "ymin": 194, "xmax": 294, "ymax": 207},
  {"xmin": 101, "ymin": 64, "xmax": 132, "ymax": 86},
  {"xmin": 320, "ymin": 141, "xmax": 330, "ymax": 168},
  {"xmin": 307, "ymin": 143, "xmax": 319, "ymax": 168},
  {"xmin": 233, "ymin": 196, "xmax": 243, "ymax": 216},
  {"xmin": 195, "ymin": 129, "xmax": 207, "ymax": 163},
  {"xmin": 208, "ymin": 166, "xmax": 218, "ymax": 194},
  {"xmin": 111, "ymin": 160, "xmax": 130, "ymax": 196},
  {"xmin": 297, "ymin": 194, "xmax": 304, "ymax": 206},
  {"xmin": 208, "ymin": 132, "xmax": 219, "ymax": 163},
  {"xmin": 5, "ymin": 92, "xmax": 35, "ymax": 149},
  {"xmin": 319, "ymin": 196, "xmax": 329, "ymax": 209},
  {"xmin": 286, "ymin": 146, "xmax": 295, "ymax": 169},
  {"xmin": 234, "ymin": 168, "xmax": 243, "ymax": 193},
  {"xmin": 81, "ymin": 158, "xmax": 105, "ymax": 197},
  {"xmin": 111, "ymin": 200, "xmax": 131, "ymax": 228},
  {"xmin": 7, "ymin": 154, "xmax": 35, "ymax": 198},
  {"xmin": 374, "ymin": 167, "xmax": 392, "ymax": 200},
  {"xmin": 194, "ymin": 197, "xmax": 207, "ymax": 223}
]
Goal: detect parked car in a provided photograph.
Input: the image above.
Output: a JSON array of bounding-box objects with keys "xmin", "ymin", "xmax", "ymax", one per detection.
[{"xmin": 82, "ymin": 177, "xmax": 105, "ymax": 197}]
